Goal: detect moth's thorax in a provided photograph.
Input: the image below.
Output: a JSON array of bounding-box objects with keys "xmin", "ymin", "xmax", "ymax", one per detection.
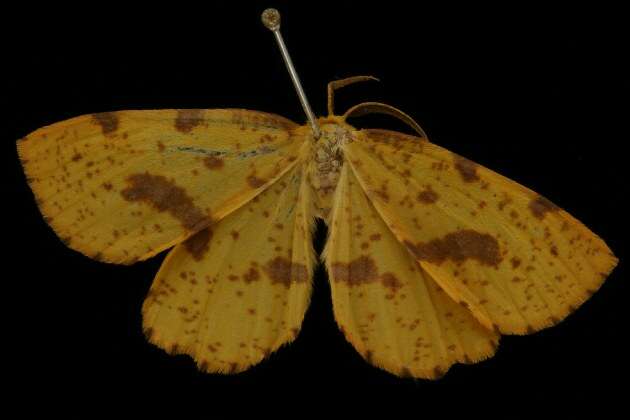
[{"xmin": 306, "ymin": 119, "xmax": 356, "ymax": 220}]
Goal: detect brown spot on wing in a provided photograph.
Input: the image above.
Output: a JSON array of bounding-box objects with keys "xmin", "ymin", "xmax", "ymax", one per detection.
[
  {"xmin": 121, "ymin": 172, "xmax": 210, "ymax": 231},
  {"xmin": 510, "ymin": 257, "xmax": 522, "ymax": 268},
  {"xmin": 405, "ymin": 229, "xmax": 502, "ymax": 267},
  {"xmin": 264, "ymin": 257, "xmax": 308, "ymax": 288},
  {"xmin": 453, "ymin": 154, "xmax": 479, "ymax": 182},
  {"xmin": 529, "ymin": 195, "xmax": 560, "ymax": 220},
  {"xmin": 243, "ymin": 267, "xmax": 260, "ymax": 284},
  {"xmin": 175, "ymin": 109, "xmax": 204, "ymax": 133},
  {"xmin": 204, "ymin": 156, "xmax": 224, "ymax": 170},
  {"xmin": 183, "ymin": 228, "xmax": 212, "ymax": 261},
  {"xmin": 417, "ymin": 186, "xmax": 439, "ymax": 204},
  {"xmin": 381, "ymin": 272, "xmax": 403, "ymax": 294},
  {"xmin": 330, "ymin": 256, "xmax": 379, "ymax": 286},
  {"xmin": 247, "ymin": 174, "xmax": 266, "ymax": 188},
  {"xmin": 92, "ymin": 112, "xmax": 119, "ymax": 136},
  {"xmin": 71, "ymin": 153, "xmax": 82, "ymax": 162}
]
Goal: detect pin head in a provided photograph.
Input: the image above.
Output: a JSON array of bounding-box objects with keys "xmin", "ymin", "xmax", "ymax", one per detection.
[{"xmin": 261, "ymin": 8, "xmax": 281, "ymax": 31}]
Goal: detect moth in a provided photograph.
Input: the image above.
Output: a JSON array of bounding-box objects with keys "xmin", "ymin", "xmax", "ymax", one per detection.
[{"xmin": 17, "ymin": 9, "xmax": 617, "ymax": 379}]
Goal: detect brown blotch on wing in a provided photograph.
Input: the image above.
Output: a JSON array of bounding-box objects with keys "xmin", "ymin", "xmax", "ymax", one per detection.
[
  {"xmin": 453, "ymin": 154, "xmax": 480, "ymax": 182},
  {"xmin": 183, "ymin": 228, "xmax": 213, "ymax": 261},
  {"xmin": 204, "ymin": 156, "xmax": 224, "ymax": 170},
  {"xmin": 175, "ymin": 109, "xmax": 204, "ymax": 133},
  {"xmin": 92, "ymin": 112, "xmax": 119, "ymax": 136},
  {"xmin": 529, "ymin": 195, "xmax": 560, "ymax": 220},
  {"xmin": 120, "ymin": 172, "xmax": 210, "ymax": 231},
  {"xmin": 330, "ymin": 256, "xmax": 379, "ymax": 286},
  {"xmin": 405, "ymin": 229, "xmax": 502, "ymax": 267},
  {"xmin": 264, "ymin": 257, "xmax": 308, "ymax": 288}
]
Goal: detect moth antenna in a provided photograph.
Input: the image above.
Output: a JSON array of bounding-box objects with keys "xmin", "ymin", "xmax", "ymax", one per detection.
[
  {"xmin": 343, "ymin": 101, "xmax": 428, "ymax": 138},
  {"xmin": 327, "ymin": 75, "xmax": 380, "ymax": 116},
  {"xmin": 262, "ymin": 8, "xmax": 321, "ymax": 139}
]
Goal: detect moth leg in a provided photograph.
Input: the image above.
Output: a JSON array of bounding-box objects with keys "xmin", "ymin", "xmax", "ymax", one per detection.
[
  {"xmin": 343, "ymin": 102, "xmax": 428, "ymax": 139},
  {"xmin": 327, "ymin": 75, "xmax": 379, "ymax": 116}
]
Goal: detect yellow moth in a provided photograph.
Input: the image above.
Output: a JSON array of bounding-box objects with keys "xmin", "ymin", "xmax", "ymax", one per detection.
[{"xmin": 17, "ymin": 9, "xmax": 617, "ymax": 379}]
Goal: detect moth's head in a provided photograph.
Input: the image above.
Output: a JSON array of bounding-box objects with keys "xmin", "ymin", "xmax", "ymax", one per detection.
[
  {"xmin": 318, "ymin": 115, "xmax": 355, "ymax": 131},
  {"xmin": 315, "ymin": 116, "xmax": 357, "ymax": 146}
]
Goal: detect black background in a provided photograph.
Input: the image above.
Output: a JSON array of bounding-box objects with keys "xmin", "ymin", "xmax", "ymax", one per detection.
[{"xmin": 5, "ymin": 0, "xmax": 628, "ymax": 414}]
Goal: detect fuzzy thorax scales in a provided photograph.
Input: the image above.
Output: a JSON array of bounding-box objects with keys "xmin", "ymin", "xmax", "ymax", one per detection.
[{"xmin": 306, "ymin": 120, "xmax": 356, "ymax": 220}]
